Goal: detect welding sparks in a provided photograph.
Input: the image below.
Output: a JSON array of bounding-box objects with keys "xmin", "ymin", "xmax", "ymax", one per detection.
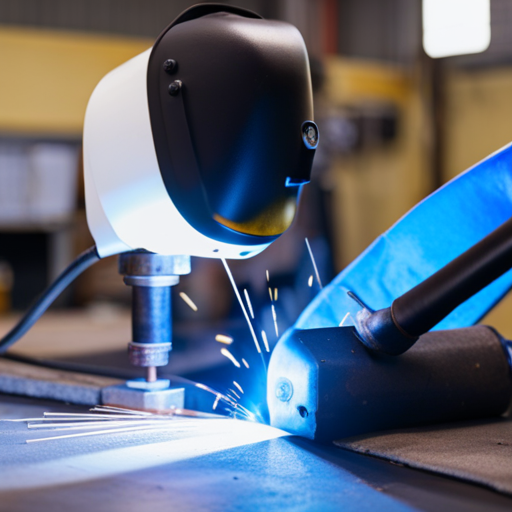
[
  {"xmin": 233, "ymin": 403, "xmax": 257, "ymax": 422},
  {"xmin": 228, "ymin": 388, "xmax": 241, "ymax": 400},
  {"xmin": 220, "ymin": 348, "xmax": 241, "ymax": 368},
  {"xmin": 243, "ymin": 288, "xmax": 255, "ymax": 319},
  {"xmin": 179, "ymin": 292, "xmax": 198, "ymax": 312},
  {"xmin": 221, "ymin": 258, "xmax": 261, "ymax": 354},
  {"xmin": 242, "ymin": 358, "xmax": 250, "ymax": 368},
  {"xmin": 26, "ymin": 425, "xmax": 167, "ymax": 443},
  {"xmin": 195, "ymin": 382, "xmax": 214, "ymax": 393},
  {"xmin": 215, "ymin": 334, "xmax": 233, "ymax": 345},
  {"xmin": 17, "ymin": 405, "xmax": 226, "ymax": 443},
  {"xmin": 233, "ymin": 381, "xmax": 244, "ymax": 394},
  {"xmin": 271, "ymin": 304, "xmax": 279, "ymax": 337},
  {"xmin": 305, "ymin": 237, "xmax": 323, "ymax": 289},
  {"xmin": 268, "ymin": 287, "xmax": 273, "ymax": 302},
  {"xmin": 212, "ymin": 394, "xmax": 221, "ymax": 411},
  {"xmin": 308, "ymin": 275, "xmax": 313, "ymax": 287},
  {"xmin": 339, "ymin": 312, "xmax": 351, "ymax": 327},
  {"xmin": 274, "ymin": 287, "xmax": 278, "ymax": 301},
  {"xmin": 266, "ymin": 269, "xmax": 270, "ymax": 282},
  {"xmin": 261, "ymin": 329, "xmax": 270, "ymax": 352},
  {"xmin": 193, "ymin": 384, "xmax": 240, "ymax": 408}
]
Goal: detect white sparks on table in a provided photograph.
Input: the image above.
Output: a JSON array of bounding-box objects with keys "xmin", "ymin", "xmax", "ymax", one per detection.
[
  {"xmin": 9, "ymin": 405, "xmax": 226, "ymax": 444},
  {"xmin": 242, "ymin": 358, "xmax": 250, "ymax": 369}
]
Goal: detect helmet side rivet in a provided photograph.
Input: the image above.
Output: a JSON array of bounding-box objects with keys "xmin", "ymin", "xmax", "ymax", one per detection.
[
  {"xmin": 302, "ymin": 121, "xmax": 319, "ymax": 149},
  {"xmin": 168, "ymin": 80, "xmax": 182, "ymax": 96},
  {"xmin": 163, "ymin": 59, "xmax": 177, "ymax": 73}
]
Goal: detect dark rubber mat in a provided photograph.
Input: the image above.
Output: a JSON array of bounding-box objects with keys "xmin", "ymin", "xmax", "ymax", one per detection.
[
  {"xmin": 335, "ymin": 417, "xmax": 512, "ymax": 496},
  {"xmin": 335, "ymin": 418, "xmax": 512, "ymax": 494}
]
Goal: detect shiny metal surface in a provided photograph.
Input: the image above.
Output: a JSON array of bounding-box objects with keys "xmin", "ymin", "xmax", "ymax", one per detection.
[
  {"xmin": 123, "ymin": 275, "xmax": 180, "ymax": 287},
  {"xmin": 1, "ymin": 395, "xmax": 512, "ymax": 512},
  {"xmin": 118, "ymin": 252, "xmax": 191, "ymax": 277}
]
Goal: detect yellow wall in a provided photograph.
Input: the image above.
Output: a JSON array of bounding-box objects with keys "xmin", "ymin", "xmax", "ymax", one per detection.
[
  {"xmin": 324, "ymin": 57, "xmax": 430, "ymax": 269},
  {"xmin": 444, "ymin": 67, "xmax": 512, "ymax": 181},
  {"xmin": 324, "ymin": 59, "xmax": 512, "ymax": 335},
  {"xmin": 0, "ymin": 26, "xmax": 152, "ymax": 136},
  {"xmin": 444, "ymin": 66, "xmax": 512, "ymax": 337}
]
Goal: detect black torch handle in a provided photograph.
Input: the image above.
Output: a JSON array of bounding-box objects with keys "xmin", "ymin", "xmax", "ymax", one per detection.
[
  {"xmin": 357, "ymin": 214, "xmax": 512, "ymax": 355},
  {"xmin": 393, "ymin": 214, "xmax": 512, "ymax": 337}
]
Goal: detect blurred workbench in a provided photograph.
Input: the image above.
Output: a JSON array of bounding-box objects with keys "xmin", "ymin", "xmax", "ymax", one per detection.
[
  {"xmin": 1, "ymin": 310, "xmax": 512, "ymax": 511},
  {"xmin": 0, "ymin": 308, "xmax": 227, "ymax": 375}
]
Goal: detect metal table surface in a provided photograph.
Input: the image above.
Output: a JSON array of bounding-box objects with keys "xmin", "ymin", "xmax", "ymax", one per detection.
[{"xmin": 1, "ymin": 395, "xmax": 512, "ymax": 512}]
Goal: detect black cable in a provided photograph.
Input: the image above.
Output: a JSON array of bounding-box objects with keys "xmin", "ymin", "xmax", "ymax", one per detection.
[{"xmin": 0, "ymin": 245, "xmax": 101, "ymax": 353}]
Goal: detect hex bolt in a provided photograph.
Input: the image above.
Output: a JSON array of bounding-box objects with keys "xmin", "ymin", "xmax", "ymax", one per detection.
[
  {"xmin": 275, "ymin": 377, "xmax": 293, "ymax": 402},
  {"xmin": 168, "ymin": 80, "xmax": 182, "ymax": 96},
  {"xmin": 163, "ymin": 59, "xmax": 177, "ymax": 73}
]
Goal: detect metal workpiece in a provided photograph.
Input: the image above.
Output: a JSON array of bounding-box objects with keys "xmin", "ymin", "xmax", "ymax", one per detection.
[{"xmin": 268, "ymin": 324, "xmax": 512, "ymax": 442}]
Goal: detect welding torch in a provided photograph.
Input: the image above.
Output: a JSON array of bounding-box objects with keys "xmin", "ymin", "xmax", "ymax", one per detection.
[
  {"xmin": 356, "ymin": 213, "xmax": 512, "ymax": 355},
  {"xmin": 268, "ymin": 215, "xmax": 512, "ymax": 441}
]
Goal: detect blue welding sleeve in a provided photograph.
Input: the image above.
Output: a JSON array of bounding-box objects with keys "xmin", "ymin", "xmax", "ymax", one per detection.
[{"xmin": 295, "ymin": 142, "xmax": 512, "ymax": 331}]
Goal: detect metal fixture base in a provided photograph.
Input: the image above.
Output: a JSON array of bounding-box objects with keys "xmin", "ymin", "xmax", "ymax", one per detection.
[{"xmin": 102, "ymin": 383, "xmax": 185, "ymax": 411}]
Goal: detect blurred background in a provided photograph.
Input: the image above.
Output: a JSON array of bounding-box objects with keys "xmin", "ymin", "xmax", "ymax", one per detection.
[{"xmin": 0, "ymin": 0, "xmax": 511, "ymax": 389}]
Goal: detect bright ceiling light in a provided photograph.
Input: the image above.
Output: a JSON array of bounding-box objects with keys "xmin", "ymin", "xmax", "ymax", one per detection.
[{"xmin": 423, "ymin": 0, "xmax": 491, "ymax": 58}]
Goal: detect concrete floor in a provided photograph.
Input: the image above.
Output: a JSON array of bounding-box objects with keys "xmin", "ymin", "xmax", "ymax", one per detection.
[{"xmin": 2, "ymin": 395, "xmax": 512, "ymax": 512}]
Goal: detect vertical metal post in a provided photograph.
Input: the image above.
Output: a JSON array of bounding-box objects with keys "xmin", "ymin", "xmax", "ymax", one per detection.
[{"xmin": 119, "ymin": 251, "xmax": 191, "ymax": 382}]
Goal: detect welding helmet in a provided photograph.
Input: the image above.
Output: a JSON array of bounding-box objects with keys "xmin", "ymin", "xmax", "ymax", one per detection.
[{"xmin": 84, "ymin": 4, "xmax": 318, "ymax": 259}]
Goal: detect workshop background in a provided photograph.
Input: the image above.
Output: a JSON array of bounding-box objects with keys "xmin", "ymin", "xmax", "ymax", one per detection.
[{"xmin": 0, "ymin": 0, "xmax": 511, "ymax": 360}]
